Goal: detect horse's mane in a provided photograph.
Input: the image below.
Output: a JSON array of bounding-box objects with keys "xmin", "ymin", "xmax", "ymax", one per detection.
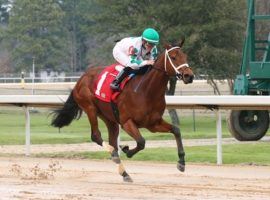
[{"xmin": 155, "ymin": 49, "xmax": 165, "ymax": 63}]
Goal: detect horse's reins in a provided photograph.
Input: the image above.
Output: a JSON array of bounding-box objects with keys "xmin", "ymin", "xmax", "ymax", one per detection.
[{"xmin": 134, "ymin": 66, "xmax": 151, "ymax": 93}]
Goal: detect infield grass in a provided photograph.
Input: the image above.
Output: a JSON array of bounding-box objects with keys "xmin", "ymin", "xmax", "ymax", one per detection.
[{"xmin": 0, "ymin": 108, "xmax": 269, "ymax": 145}]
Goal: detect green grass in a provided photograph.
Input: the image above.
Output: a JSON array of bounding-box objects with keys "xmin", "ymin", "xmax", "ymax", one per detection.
[
  {"xmin": 32, "ymin": 143, "xmax": 270, "ymax": 165},
  {"xmin": 1, "ymin": 108, "xmax": 269, "ymax": 165},
  {"xmin": 0, "ymin": 108, "xmax": 269, "ymax": 145}
]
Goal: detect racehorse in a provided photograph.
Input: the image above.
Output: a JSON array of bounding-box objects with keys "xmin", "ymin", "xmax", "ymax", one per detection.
[{"xmin": 51, "ymin": 39, "xmax": 194, "ymax": 182}]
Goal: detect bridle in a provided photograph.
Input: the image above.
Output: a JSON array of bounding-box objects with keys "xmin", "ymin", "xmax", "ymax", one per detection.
[{"xmin": 164, "ymin": 46, "xmax": 190, "ymax": 79}]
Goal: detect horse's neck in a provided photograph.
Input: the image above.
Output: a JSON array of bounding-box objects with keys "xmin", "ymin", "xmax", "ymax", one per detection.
[{"xmin": 139, "ymin": 63, "xmax": 169, "ymax": 97}]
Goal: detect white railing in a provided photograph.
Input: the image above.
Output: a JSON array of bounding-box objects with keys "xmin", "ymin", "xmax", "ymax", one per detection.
[
  {"xmin": 1, "ymin": 95, "xmax": 270, "ymax": 165},
  {"xmin": 0, "ymin": 76, "xmax": 80, "ymax": 83}
]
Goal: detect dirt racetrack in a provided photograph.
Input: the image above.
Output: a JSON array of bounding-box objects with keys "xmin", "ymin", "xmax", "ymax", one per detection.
[{"xmin": 0, "ymin": 157, "xmax": 270, "ymax": 200}]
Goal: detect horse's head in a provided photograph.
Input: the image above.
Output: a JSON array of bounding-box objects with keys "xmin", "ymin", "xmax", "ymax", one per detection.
[{"xmin": 162, "ymin": 39, "xmax": 194, "ymax": 84}]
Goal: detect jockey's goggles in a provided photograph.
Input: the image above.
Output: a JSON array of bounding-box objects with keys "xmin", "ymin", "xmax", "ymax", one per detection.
[{"xmin": 145, "ymin": 41, "xmax": 156, "ymax": 47}]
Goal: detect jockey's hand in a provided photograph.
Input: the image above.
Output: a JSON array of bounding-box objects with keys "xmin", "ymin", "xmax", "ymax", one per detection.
[{"xmin": 146, "ymin": 60, "xmax": 155, "ymax": 66}]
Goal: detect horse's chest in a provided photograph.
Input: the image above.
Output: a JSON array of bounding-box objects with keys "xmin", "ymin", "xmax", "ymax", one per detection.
[
  {"xmin": 118, "ymin": 93, "xmax": 166, "ymax": 125},
  {"xmin": 145, "ymin": 104, "xmax": 164, "ymax": 114},
  {"xmin": 136, "ymin": 103, "xmax": 165, "ymax": 125}
]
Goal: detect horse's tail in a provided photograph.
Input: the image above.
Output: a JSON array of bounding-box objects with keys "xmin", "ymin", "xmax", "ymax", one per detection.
[{"xmin": 51, "ymin": 91, "xmax": 82, "ymax": 128}]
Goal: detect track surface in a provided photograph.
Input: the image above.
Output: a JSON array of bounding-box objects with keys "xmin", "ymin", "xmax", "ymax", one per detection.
[{"xmin": 0, "ymin": 157, "xmax": 270, "ymax": 200}]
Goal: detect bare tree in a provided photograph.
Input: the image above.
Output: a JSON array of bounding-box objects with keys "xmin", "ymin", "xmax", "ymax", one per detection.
[{"xmin": 0, "ymin": 52, "xmax": 11, "ymax": 73}]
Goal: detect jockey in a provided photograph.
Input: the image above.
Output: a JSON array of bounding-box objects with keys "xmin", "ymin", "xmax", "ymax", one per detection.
[{"xmin": 110, "ymin": 28, "xmax": 159, "ymax": 91}]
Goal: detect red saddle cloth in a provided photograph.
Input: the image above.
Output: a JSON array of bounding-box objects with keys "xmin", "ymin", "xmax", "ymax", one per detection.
[{"xmin": 94, "ymin": 63, "xmax": 130, "ymax": 102}]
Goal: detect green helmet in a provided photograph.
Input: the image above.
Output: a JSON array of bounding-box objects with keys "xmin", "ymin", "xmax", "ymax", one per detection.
[{"xmin": 142, "ymin": 28, "xmax": 159, "ymax": 44}]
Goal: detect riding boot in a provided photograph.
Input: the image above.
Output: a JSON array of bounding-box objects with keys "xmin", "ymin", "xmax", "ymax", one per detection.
[{"xmin": 110, "ymin": 68, "xmax": 130, "ymax": 91}]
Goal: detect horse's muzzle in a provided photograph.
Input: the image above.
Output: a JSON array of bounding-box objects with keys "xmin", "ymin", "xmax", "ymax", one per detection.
[{"xmin": 183, "ymin": 74, "xmax": 194, "ymax": 84}]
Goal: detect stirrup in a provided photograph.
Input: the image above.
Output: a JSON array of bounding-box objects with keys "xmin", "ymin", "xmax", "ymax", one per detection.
[{"xmin": 110, "ymin": 82, "xmax": 120, "ymax": 91}]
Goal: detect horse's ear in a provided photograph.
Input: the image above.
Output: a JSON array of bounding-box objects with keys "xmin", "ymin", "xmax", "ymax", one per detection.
[
  {"xmin": 178, "ymin": 37, "xmax": 185, "ymax": 48},
  {"xmin": 164, "ymin": 43, "xmax": 172, "ymax": 50}
]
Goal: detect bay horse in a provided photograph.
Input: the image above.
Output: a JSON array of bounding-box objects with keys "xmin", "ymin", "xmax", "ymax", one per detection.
[{"xmin": 51, "ymin": 39, "xmax": 194, "ymax": 182}]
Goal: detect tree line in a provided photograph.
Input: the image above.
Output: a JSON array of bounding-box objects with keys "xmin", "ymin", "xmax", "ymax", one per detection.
[{"xmin": 0, "ymin": 0, "xmax": 251, "ymax": 87}]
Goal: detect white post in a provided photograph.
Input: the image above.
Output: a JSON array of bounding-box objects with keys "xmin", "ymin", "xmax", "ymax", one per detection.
[
  {"xmin": 24, "ymin": 106, "xmax": 31, "ymax": 156},
  {"xmin": 216, "ymin": 110, "xmax": 222, "ymax": 165}
]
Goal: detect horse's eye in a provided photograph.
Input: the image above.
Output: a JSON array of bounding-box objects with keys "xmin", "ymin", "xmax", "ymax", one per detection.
[{"xmin": 171, "ymin": 57, "xmax": 176, "ymax": 60}]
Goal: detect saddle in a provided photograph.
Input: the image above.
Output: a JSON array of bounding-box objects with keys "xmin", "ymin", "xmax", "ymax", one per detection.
[{"xmin": 94, "ymin": 63, "xmax": 131, "ymax": 103}]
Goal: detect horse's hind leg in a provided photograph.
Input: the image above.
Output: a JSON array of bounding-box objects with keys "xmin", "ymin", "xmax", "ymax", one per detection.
[
  {"xmin": 74, "ymin": 87, "xmax": 132, "ymax": 182},
  {"xmin": 76, "ymin": 97, "xmax": 103, "ymax": 146},
  {"xmin": 121, "ymin": 119, "xmax": 145, "ymax": 158},
  {"xmin": 83, "ymin": 106, "xmax": 132, "ymax": 182},
  {"xmin": 100, "ymin": 116, "xmax": 133, "ymax": 182}
]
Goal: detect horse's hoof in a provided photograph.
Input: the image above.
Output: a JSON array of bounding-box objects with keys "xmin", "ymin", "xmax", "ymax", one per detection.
[
  {"xmin": 120, "ymin": 145, "xmax": 129, "ymax": 153},
  {"xmin": 111, "ymin": 156, "xmax": 121, "ymax": 164},
  {"xmin": 126, "ymin": 151, "xmax": 133, "ymax": 158},
  {"xmin": 177, "ymin": 162, "xmax": 185, "ymax": 172},
  {"xmin": 123, "ymin": 174, "xmax": 133, "ymax": 183}
]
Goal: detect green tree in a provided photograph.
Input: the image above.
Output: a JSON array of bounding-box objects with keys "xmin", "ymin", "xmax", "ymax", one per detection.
[
  {"xmin": 91, "ymin": 0, "xmax": 246, "ymax": 89},
  {"xmin": 0, "ymin": 0, "xmax": 12, "ymax": 73},
  {"xmin": 58, "ymin": 0, "xmax": 95, "ymax": 72},
  {"xmin": 0, "ymin": 0, "xmax": 11, "ymax": 25},
  {"xmin": 178, "ymin": 0, "xmax": 246, "ymax": 94},
  {"xmin": 6, "ymin": 0, "xmax": 68, "ymax": 72}
]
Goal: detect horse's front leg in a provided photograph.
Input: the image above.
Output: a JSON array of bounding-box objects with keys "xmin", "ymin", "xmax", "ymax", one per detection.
[
  {"xmin": 121, "ymin": 119, "xmax": 145, "ymax": 158},
  {"xmin": 148, "ymin": 118, "xmax": 185, "ymax": 172}
]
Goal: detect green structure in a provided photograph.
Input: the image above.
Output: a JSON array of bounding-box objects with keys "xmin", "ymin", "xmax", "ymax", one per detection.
[
  {"xmin": 228, "ymin": 0, "xmax": 270, "ymax": 141},
  {"xmin": 234, "ymin": 0, "xmax": 270, "ymax": 95}
]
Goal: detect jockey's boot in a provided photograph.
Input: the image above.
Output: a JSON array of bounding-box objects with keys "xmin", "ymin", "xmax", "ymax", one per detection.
[{"xmin": 110, "ymin": 69, "xmax": 129, "ymax": 91}]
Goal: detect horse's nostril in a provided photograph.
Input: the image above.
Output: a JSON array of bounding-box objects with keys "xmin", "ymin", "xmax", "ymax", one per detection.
[
  {"xmin": 184, "ymin": 74, "xmax": 189, "ymax": 79},
  {"xmin": 189, "ymin": 75, "xmax": 194, "ymax": 83},
  {"xmin": 183, "ymin": 74, "xmax": 194, "ymax": 83}
]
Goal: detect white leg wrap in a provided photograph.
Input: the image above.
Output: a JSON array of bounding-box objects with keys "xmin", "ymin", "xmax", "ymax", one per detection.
[
  {"xmin": 103, "ymin": 141, "xmax": 127, "ymax": 177},
  {"xmin": 118, "ymin": 163, "xmax": 125, "ymax": 175},
  {"xmin": 102, "ymin": 141, "xmax": 114, "ymax": 153}
]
